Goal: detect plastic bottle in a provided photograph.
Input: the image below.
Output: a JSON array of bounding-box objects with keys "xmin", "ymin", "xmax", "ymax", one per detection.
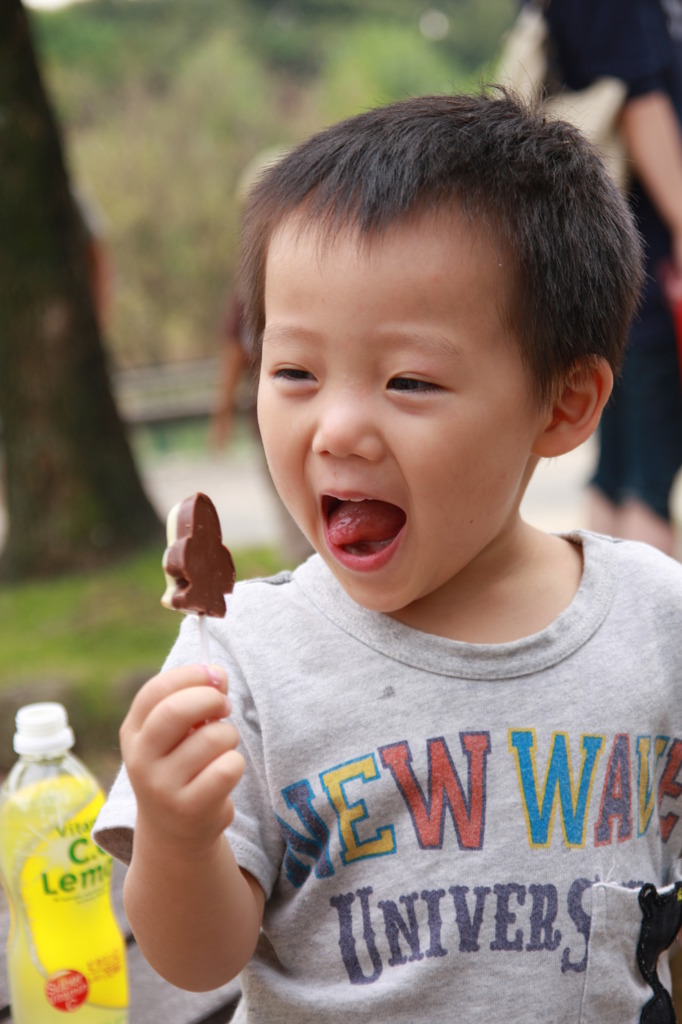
[{"xmin": 0, "ymin": 702, "xmax": 128, "ymax": 1023}]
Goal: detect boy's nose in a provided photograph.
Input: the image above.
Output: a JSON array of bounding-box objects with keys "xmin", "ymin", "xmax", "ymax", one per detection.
[{"xmin": 311, "ymin": 398, "xmax": 383, "ymax": 462}]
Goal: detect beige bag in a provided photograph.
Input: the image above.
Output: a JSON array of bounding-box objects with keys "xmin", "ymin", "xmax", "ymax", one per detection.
[{"xmin": 496, "ymin": 3, "xmax": 629, "ymax": 190}]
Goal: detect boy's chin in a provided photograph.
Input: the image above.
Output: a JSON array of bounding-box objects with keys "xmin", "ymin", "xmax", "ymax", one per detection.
[{"xmin": 320, "ymin": 554, "xmax": 413, "ymax": 615}]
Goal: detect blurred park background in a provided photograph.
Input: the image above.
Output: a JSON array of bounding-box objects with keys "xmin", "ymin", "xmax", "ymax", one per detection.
[
  {"xmin": 21, "ymin": 0, "xmax": 517, "ymax": 372},
  {"xmin": 0, "ymin": 0, "xmax": 557, "ymax": 777}
]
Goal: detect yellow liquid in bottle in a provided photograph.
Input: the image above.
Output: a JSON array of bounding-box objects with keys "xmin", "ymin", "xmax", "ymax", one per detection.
[{"xmin": 0, "ymin": 770, "xmax": 128, "ymax": 1023}]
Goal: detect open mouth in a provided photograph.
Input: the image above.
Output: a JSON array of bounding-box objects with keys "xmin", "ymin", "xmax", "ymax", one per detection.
[{"xmin": 322, "ymin": 496, "xmax": 407, "ymax": 557}]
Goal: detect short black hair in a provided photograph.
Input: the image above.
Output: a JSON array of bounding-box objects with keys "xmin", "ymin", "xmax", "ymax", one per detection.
[{"xmin": 239, "ymin": 90, "xmax": 643, "ymax": 405}]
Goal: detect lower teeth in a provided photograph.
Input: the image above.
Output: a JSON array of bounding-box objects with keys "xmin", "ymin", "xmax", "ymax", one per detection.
[{"xmin": 344, "ymin": 540, "xmax": 391, "ymax": 556}]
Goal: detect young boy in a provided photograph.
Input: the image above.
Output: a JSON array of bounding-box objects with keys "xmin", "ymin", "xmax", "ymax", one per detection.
[{"xmin": 93, "ymin": 92, "xmax": 682, "ymax": 1022}]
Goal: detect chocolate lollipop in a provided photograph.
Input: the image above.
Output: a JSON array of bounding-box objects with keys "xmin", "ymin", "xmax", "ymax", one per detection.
[{"xmin": 162, "ymin": 493, "xmax": 235, "ymax": 659}]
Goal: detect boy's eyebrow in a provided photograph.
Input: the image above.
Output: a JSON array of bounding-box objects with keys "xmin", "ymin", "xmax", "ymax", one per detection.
[
  {"xmin": 262, "ymin": 323, "xmax": 467, "ymax": 358},
  {"xmin": 261, "ymin": 325, "xmax": 321, "ymax": 348},
  {"xmin": 376, "ymin": 327, "xmax": 467, "ymax": 359}
]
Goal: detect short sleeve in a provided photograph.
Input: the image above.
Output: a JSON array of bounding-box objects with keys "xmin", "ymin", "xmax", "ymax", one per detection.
[{"xmin": 92, "ymin": 611, "xmax": 285, "ymax": 899}]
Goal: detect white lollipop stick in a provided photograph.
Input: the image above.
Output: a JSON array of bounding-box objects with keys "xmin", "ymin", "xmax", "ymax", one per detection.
[{"xmin": 198, "ymin": 614, "xmax": 210, "ymax": 665}]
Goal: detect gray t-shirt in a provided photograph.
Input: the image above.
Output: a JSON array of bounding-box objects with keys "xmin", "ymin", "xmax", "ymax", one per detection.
[{"xmin": 94, "ymin": 531, "xmax": 682, "ymax": 1022}]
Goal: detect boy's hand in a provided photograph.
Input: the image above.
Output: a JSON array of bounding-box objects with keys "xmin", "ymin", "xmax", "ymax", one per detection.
[{"xmin": 120, "ymin": 664, "xmax": 244, "ymax": 850}]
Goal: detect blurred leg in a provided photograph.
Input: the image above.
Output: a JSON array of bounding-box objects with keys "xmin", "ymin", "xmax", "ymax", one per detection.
[
  {"xmin": 590, "ymin": 312, "xmax": 682, "ymax": 556},
  {"xmin": 587, "ymin": 486, "xmax": 619, "ymax": 536},
  {"xmin": 618, "ymin": 498, "xmax": 677, "ymax": 556}
]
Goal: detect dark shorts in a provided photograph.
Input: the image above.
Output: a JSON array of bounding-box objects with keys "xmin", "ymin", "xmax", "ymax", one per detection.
[{"xmin": 592, "ymin": 308, "xmax": 682, "ymax": 521}]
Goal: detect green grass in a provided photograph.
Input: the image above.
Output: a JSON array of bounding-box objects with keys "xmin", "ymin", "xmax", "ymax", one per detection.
[{"xmin": 0, "ymin": 544, "xmax": 286, "ymax": 780}]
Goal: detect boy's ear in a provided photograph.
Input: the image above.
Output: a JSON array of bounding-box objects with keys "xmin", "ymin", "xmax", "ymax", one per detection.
[{"xmin": 532, "ymin": 358, "xmax": 613, "ymax": 458}]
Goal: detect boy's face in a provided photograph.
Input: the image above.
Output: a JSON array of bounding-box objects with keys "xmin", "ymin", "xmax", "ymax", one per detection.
[{"xmin": 257, "ymin": 209, "xmax": 554, "ymax": 628}]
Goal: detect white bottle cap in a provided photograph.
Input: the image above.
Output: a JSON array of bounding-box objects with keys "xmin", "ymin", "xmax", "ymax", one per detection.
[{"xmin": 13, "ymin": 702, "xmax": 75, "ymax": 756}]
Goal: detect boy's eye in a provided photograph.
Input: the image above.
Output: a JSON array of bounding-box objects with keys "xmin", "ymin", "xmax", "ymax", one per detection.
[
  {"xmin": 388, "ymin": 377, "xmax": 440, "ymax": 393},
  {"xmin": 274, "ymin": 368, "xmax": 315, "ymax": 382}
]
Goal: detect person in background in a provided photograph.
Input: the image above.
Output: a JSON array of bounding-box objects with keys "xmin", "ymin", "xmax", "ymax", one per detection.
[
  {"xmin": 73, "ymin": 186, "xmax": 112, "ymax": 331},
  {"xmin": 547, "ymin": 0, "xmax": 682, "ymax": 556},
  {"xmin": 210, "ymin": 291, "xmax": 250, "ymax": 451}
]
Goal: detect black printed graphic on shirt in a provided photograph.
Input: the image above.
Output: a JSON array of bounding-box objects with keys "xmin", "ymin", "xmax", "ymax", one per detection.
[{"xmin": 637, "ymin": 882, "xmax": 682, "ymax": 1024}]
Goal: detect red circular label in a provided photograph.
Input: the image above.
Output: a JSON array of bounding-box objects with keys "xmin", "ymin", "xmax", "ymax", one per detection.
[{"xmin": 45, "ymin": 970, "xmax": 89, "ymax": 1012}]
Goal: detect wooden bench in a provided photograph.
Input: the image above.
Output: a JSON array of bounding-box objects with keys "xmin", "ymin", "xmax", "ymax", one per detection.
[{"xmin": 0, "ymin": 861, "xmax": 240, "ymax": 1023}]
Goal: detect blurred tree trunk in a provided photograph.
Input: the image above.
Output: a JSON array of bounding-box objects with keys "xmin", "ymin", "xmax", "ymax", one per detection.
[{"xmin": 0, "ymin": 0, "xmax": 163, "ymax": 580}]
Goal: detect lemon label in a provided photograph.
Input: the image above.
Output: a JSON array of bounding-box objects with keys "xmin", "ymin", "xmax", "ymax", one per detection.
[{"xmin": 1, "ymin": 775, "xmax": 129, "ymax": 1019}]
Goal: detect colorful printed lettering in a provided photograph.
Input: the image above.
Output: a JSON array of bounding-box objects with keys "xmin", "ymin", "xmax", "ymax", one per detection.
[
  {"xmin": 509, "ymin": 730, "xmax": 604, "ymax": 848},
  {"xmin": 379, "ymin": 733, "xmax": 490, "ymax": 850}
]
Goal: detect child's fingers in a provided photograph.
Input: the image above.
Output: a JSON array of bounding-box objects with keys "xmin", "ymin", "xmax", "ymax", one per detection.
[
  {"xmin": 123, "ymin": 684, "xmax": 231, "ymax": 767},
  {"xmin": 129, "ymin": 730, "xmax": 245, "ymax": 845},
  {"xmin": 177, "ymin": 748, "xmax": 246, "ymax": 830},
  {"xmin": 124, "ymin": 662, "xmax": 228, "ymax": 733},
  {"xmin": 162, "ymin": 717, "xmax": 242, "ymax": 787}
]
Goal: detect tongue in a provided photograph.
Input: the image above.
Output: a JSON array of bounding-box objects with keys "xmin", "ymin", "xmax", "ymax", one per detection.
[{"xmin": 327, "ymin": 500, "xmax": 406, "ymax": 549}]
